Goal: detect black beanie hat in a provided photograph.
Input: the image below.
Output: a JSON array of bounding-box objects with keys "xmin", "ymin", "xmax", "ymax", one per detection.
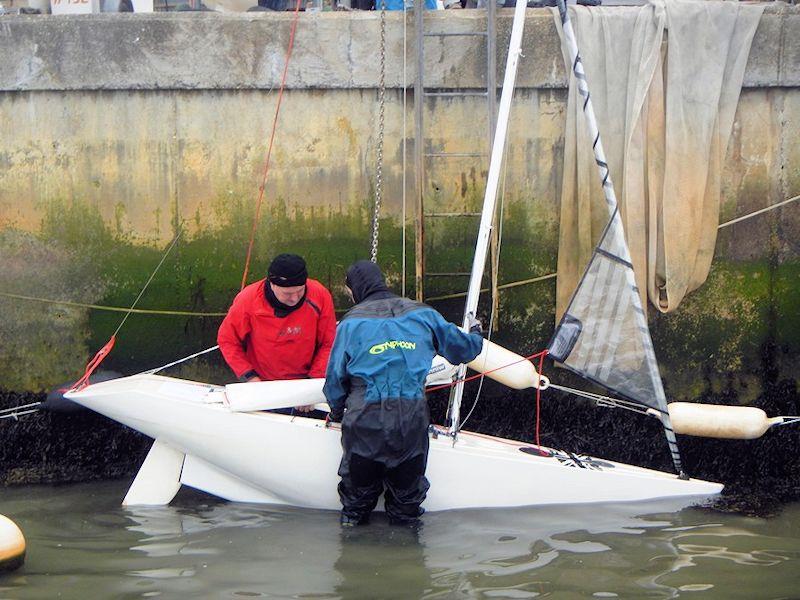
[{"xmin": 268, "ymin": 253, "xmax": 308, "ymax": 287}]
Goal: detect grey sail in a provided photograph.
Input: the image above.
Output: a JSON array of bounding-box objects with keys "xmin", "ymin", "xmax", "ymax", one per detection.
[
  {"xmin": 548, "ymin": 209, "xmax": 667, "ymax": 415},
  {"xmin": 551, "ymin": 0, "xmax": 684, "ymax": 477}
]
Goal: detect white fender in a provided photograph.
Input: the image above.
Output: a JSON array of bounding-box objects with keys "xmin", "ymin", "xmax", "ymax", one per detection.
[
  {"xmin": 467, "ymin": 339, "xmax": 549, "ymax": 390},
  {"xmin": 0, "ymin": 515, "xmax": 25, "ymax": 572},
  {"xmin": 123, "ymin": 439, "xmax": 185, "ymax": 506},
  {"xmin": 664, "ymin": 402, "xmax": 784, "ymax": 440}
]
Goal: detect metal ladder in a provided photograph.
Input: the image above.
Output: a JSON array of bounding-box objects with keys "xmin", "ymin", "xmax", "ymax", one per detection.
[{"xmin": 413, "ymin": 3, "xmax": 500, "ymax": 324}]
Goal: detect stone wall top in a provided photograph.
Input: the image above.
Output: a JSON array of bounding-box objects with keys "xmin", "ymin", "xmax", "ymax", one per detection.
[{"xmin": 0, "ymin": 4, "xmax": 797, "ymax": 91}]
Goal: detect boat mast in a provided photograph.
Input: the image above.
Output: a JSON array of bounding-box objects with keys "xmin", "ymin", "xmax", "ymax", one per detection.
[{"xmin": 449, "ymin": 0, "xmax": 528, "ymax": 437}]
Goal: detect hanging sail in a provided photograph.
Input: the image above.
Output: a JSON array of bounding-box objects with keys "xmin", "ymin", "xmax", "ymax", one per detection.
[
  {"xmin": 548, "ymin": 208, "xmax": 666, "ymax": 414},
  {"xmin": 550, "ymin": 0, "xmax": 684, "ymax": 477}
]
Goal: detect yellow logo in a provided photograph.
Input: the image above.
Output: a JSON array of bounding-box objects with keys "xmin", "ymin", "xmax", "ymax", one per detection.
[{"xmin": 369, "ymin": 340, "xmax": 417, "ymax": 354}]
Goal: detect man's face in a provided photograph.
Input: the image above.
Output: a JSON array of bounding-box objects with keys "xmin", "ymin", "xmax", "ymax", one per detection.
[{"xmin": 270, "ymin": 283, "xmax": 306, "ymax": 307}]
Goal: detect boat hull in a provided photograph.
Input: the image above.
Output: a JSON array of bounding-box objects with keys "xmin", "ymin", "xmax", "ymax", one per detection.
[{"xmin": 66, "ymin": 374, "xmax": 723, "ymax": 510}]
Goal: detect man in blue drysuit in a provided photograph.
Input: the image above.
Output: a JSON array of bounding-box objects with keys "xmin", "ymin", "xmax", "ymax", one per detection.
[{"xmin": 323, "ymin": 260, "xmax": 483, "ymax": 526}]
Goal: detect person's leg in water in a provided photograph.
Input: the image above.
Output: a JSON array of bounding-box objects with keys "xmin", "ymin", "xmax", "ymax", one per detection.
[
  {"xmin": 384, "ymin": 453, "xmax": 429, "ymax": 526},
  {"xmin": 338, "ymin": 453, "xmax": 385, "ymax": 526}
]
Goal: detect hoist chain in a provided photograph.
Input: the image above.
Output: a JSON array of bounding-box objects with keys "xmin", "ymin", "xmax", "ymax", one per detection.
[{"xmin": 370, "ymin": 0, "xmax": 387, "ymax": 263}]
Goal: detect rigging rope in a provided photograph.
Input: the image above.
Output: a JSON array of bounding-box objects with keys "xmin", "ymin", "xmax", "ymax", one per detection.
[
  {"xmin": 143, "ymin": 344, "xmax": 221, "ymax": 375},
  {"xmin": 431, "ymin": 349, "xmax": 549, "ymax": 450},
  {"xmin": 548, "ymin": 382, "xmax": 653, "ymax": 416},
  {"xmin": 718, "ymin": 193, "xmax": 800, "ymax": 229},
  {"xmin": 0, "ymin": 408, "xmax": 40, "ymax": 421},
  {"xmin": 240, "ymin": 0, "xmax": 304, "ymax": 289},
  {"xmin": 0, "ymin": 402, "xmax": 41, "ymax": 416},
  {"xmin": 71, "ymin": 231, "xmax": 182, "ymax": 391},
  {"xmin": 0, "ymin": 292, "xmax": 227, "ymax": 317}
]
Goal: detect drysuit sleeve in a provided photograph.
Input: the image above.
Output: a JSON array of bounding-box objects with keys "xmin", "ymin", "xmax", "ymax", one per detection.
[
  {"xmin": 323, "ymin": 323, "xmax": 351, "ymax": 419},
  {"xmin": 309, "ymin": 286, "xmax": 337, "ymax": 379},
  {"xmin": 217, "ymin": 292, "xmax": 256, "ymax": 380},
  {"xmin": 426, "ymin": 309, "xmax": 483, "ymax": 366}
]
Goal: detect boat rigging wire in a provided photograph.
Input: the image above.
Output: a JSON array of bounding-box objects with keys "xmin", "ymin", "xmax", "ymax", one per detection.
[
  {"xmin": 0, "ymin": 402, "xmax": 41, "ymax": 420},
  {"xmin": 71, "ymin": 231, "xmax": 182, "ymax": 391},
  {"xmin": 143, "ymin": 344, "xmax": 221, "ymax": 375},
  {"xmin": 0, "ymin": 403, "xmax": 41, "ymax": 415},
  {"xmin": 0, "ymin": 409, "xmax": 40, "ymax": 421},
  {"xmin": 427, "ymin": 350, "xmax": 548, "ymax": 394},
  {"xmin": 240, "ymin": 0, "xmax": 304, "ymax": 290},
  {"xmin": 547, "ymin": 383, "xmax": 652, "ymax": 417}
]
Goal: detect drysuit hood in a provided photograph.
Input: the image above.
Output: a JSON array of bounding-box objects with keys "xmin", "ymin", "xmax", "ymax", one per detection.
[{"xmin": 346, "ymin": 260, "xmax": 391, "ymax": 304}]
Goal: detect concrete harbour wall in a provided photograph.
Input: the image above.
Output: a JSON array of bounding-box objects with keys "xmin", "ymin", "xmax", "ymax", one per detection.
[{"xmin": 0, "ymin": 7, "xmax": 797, "ymax": 409}]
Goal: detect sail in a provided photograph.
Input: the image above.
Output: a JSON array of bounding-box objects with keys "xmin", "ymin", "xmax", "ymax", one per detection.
[
  {"xmin": 550, "ymin": 0, "xmax": 684, "ymax": 477},
  {"xmin": 548, "ymin": 208, "xmax": 667, "ymax": 414}
]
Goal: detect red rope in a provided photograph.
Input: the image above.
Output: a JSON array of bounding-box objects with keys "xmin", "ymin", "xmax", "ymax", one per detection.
[
  {"xmin": 534, "ymin": 349, "xmax": 547, "ymax": 450},
  {"xmin": 240, "ymin": 0, "xmax": 304, "ymax": 291},
  {"xmin": 70, "ymin": 336, "xmax": 116, "ymax": 391},
  {"xmin": 426, "ymin": 350, "xmax": 548, "ymax": 394},
  {"xmin": 427, "ymin": 349, "xmax": 549, "ymax": 442}
]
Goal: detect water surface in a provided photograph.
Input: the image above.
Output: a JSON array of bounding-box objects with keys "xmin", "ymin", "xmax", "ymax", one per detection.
[{"xmin": 0, "ymin": 482, "xmax": 798, "ymax": 599}]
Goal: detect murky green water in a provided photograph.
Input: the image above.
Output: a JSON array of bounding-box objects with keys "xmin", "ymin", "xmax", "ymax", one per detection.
[{"xmin": 0, "ymin": 481, "xmax": 798, "ymax": 599}]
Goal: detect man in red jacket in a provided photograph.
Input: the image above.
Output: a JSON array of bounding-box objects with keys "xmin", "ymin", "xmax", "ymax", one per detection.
[{"xmin": 218, "ymin": 254, "xmax": 337, "ymax": 410}]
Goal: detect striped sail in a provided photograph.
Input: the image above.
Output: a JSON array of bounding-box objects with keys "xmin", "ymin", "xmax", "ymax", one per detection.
[
  {"xmin": 551, "ymin": 0, "xmax": 683, "ymax": 476},
  {"xmin": 548, "ymin": 210, "xmax": 667, "ymax": 415}
]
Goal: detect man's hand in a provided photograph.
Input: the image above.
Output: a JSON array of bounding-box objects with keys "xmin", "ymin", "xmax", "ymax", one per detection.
[
  {"xmin": 467, "ymin": 313, "xmax": 482, "ymax": 335},
  {"xmin": 295, "ymin": 404, "xmax": 315, "ymax": 413},
  {"xmin": 247, "ymin": 375, "xmax": 263, "ymax": 383}
]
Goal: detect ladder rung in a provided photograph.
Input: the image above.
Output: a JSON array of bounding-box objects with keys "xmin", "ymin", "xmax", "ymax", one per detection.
[
  {"xmin": 424, "ymin": 91, "xmax": 488, "ymax": 98},
  {"xmin": 424, "ymin": 31, "xmax": 488, "ymax": 38},
  {"xmin": 425, "ymin": 212, "xmax": 482, "ymax": 218},
  {"xmin": 425, "ymin": 272, "xmax": 473, "ymax": 277},
  {"xmin": 424, "ymin": 152, "xmax": 486, "ymax": 158}
]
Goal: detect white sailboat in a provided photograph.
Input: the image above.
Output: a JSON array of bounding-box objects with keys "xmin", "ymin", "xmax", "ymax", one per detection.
[{"xmin": 65, "ymin": 0, "xmax": 727, "ymax": 510}]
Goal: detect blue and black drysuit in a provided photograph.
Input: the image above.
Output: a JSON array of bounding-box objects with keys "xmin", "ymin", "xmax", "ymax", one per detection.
[{"xmin": 323, "ymin": 261, "xmax": 483, "ymax": 524}]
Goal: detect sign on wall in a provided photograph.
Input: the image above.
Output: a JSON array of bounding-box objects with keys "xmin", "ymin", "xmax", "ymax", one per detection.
[{"xmin": 50, "ymin": 0, "xmax": 100, "ymax": 14}]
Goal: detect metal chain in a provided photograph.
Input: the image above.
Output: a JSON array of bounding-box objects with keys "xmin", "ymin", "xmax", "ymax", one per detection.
[{"xmin": 370, "ymin": 0, "xmax": 387, "ymax": 263}]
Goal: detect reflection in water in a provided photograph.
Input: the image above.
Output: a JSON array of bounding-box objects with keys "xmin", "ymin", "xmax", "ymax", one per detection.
[
  {"xmin": 0, "ymin": 482, "xmax": 798, "ymax": 599},
  {"xmin": 335, "ymin": 525, "xmax": 430, "ymax": 599}
]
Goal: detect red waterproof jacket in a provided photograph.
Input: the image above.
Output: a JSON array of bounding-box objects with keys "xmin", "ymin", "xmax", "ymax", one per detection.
[{"xmin": 217, "ymin": 278, "xmax": 336, "ymax": 381}]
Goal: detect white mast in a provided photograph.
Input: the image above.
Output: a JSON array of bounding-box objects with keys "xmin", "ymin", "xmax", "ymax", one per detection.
[{"xmin": 449, "ymin": 0, "xmax": 529, "ymax": 436}]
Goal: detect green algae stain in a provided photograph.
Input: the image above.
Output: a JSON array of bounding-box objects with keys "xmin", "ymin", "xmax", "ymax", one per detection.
[
  {"xmin": 0, "ymin": 227, "xmax": 105, "ymax": 391},
  {"xmin": 1, "ymin": 194, "xmax": 797, "ymax": 401},
  {"xmin": 651, "ymin": 260, "xmax": 800, "ymax": 403}
]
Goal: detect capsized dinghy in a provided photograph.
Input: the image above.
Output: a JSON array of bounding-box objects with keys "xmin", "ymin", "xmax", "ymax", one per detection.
[
  {"xmin": 65, "ymin": 373, "xmax": 722, "ymax": 509},
  {"xmin": 64, "ymin": 0, "xmax": 727, "ymax": 511}
]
